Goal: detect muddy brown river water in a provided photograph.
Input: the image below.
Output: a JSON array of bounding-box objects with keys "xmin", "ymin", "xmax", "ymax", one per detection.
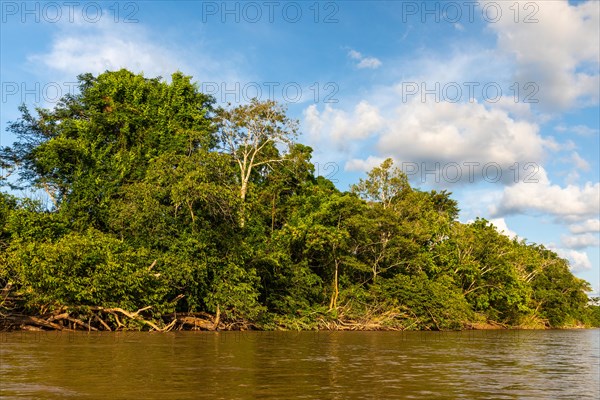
[{"xmin": 1, "ymin": 329, "xmax": 598, "ymax": 399}]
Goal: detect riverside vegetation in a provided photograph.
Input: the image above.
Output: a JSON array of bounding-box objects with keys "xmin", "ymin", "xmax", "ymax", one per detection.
[{"xmin": 1, "ymin": 70, "xmax": 599, "ymax": 332}]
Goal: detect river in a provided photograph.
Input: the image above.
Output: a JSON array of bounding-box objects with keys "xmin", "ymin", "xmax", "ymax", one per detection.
[{"xmin": 1, "ymin": 329, "xmax": 598, "ymax": 399}]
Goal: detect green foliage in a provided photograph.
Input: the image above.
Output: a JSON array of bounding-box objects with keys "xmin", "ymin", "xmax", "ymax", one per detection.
[
  {"xmin": 0, "ymin": 70, "xmax": 593, "ymax": 330},
  {"xmin": 351, "ymin": 157, "xmax": 410, "ymax": 209},
  {"xmin": 372, "ymin": 273, "xmax": 472, "ymax": 330},
  {"xmin": 530, "ymin": 256, "xmax": 591, "ymax": 327},
  {"xmin": 205, "ymin": 261, "xmax": 265, "ymax": 320},
  {"xmin": 3, "ymin": 69, "xmax": 215, "ymax": 230},
  {"xmin": 7, "ymin": 229, "xmax": 166, "ymax": 311},
  {"xmin": 587, "ymin": 298, "xmax": 600, "ymax": 327}
]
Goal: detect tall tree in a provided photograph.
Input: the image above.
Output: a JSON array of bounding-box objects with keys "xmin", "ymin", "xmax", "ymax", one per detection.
[
  {"xmin": 215, "ymin": 99, "xmax": 298, "ymax": 226},
  {"xmin": 351, "ymin": 158, "xmax": 410, "ymax": 209},
  {"xmin": 2, "ymin": 69, "xmax": 215, "ymax": 230}
]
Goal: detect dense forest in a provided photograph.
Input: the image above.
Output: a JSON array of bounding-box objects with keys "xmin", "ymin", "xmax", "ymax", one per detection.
[{"xmin": 1, "ymin": 70, "xmax": 598, "ymax": 331}]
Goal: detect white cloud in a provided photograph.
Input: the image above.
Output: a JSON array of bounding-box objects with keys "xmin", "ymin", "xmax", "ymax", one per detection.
[
  {"xmin": 569, "ymin": 219, "xmax": 600, "ymax": 234},
  {"xmin": 347, "ymin": 49, "xmax": 382, "ymax": 69},
  {"xmin": 26, "ymin": 14, "xmax": 239, "ymax": 85},
  {"xmin": 492, "ymin": 97, "xmax": 534, "ymax": 120},
  {"xmin": 303, "ymin": 97, "xmax": 558, "ymax": 187},
  {"xmin": 491, "ymin": 167, "xmax": 600, "ymax": 220},
  {"xmin": 348, "ymin": 50, "xmax": 362, "ymax": 60},
  {"xmin": 357, "ymin": 57, "xmax": 382, "ymax": 69},
  {"xmin": 484, "ymin": 0, "xmax": 600, "ymax": 110},
  {"xmin": 458, "ymin": 189, "xmax": 505, "ymax": 222},
  {"xmin": 345, "ymin": 156, "xmax": 388, "ymax": 172},
  {"xmin": 303, "ymin": 104, "xmax": 324, "ymax": 138},
  {"xmin": 304, "ymin": 101, "xmax": 383, "ymax": 144},
  {"xmin": 561, "ymin": 233, "xmax": 600, "ymax": 249},
  {"xmin": 588, "ymin": 287, "xmax": 600, "ymax": 299},
  {"xmin": 29, "ymin": 22, "xmax": 186, "ymax": 79},
  {"xmin": 556, "ymin": 124, "xmax": 599, "ymax": 137},
  {"xmin": 489, "ymin": 218, "xmax": 518, "ymax": 239},
  {"xmin": 551, "ymin": 248, "xmax": 593, "ymax": 272},
  {"xmin": 560, "ymin": 151, "xmax": 591, "ymax": 184},
  {"xmin": 377, "ymin": 100, "xmax": 548, "ymax": 185},
  {"xmin": 570, "ymin": 152, "xmax": 591, "ymax": 172},
  {"xmin": 390, "ymin": 48, "xmax": 510, "ymax": 94},
  {"xmin": 302, "ymin": 102, "xmax": 384, "ymax": 172}
]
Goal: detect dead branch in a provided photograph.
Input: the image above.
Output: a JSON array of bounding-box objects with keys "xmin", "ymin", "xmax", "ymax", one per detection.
[
  {"xmin": 66, "ymin": 316, "xmax": 98, "ymax": 331},
  {"xmin": 47, "ymin": 312, "xmax": 70, "ymax": 322},
  {"xmin": 178, "ymin": 316, "xmax": 215, "ymax": 330},
  {"xmin": 93, "ymin": 306, "xmax": 162, "ymax": 331},
  {"xmin": 147, "ymin": 260, "xmax": 157, "ymax": 271},
  {"xmin": 94, "ymin": 314, "xmax": 112, "ymax": 331}
]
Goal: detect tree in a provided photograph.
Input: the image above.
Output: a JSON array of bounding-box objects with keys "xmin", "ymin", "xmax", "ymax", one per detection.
[
  {"xmin": 280, "ymin": 186, "xmax": 366, "ymax": 311},
  {"xmin": 2, "ymin": 70, "xmax": 215, "ymax": 230},
  {"xmin": 253, "ymin": 143, "xmax": 316, "ymax": 233},
  {"xmin": 351, "ymin": 158, "xmax": 410, "ymax": 209},
  {"xmin": 350, "ymin": 159, "xmax": 459, "ymax": 281},
  {"xmin": 0, "ymin": 69, "xmax": 595, "ymax": 331},
  {"xmin": 530, "ymin": 252, "xmax": 592, "ymax": 327},
  {"xmin": 215, "ymin": 99, "xmax": 298, "ymax": 226}
]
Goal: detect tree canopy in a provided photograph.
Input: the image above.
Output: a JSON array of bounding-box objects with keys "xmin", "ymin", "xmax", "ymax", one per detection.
[{"xmin": 0, "ymin": 70, "xmax": 596, "ymax": 331}]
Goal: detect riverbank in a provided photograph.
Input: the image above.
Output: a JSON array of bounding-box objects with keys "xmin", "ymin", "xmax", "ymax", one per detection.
[{"xmin": 1, "ymin": 306, "xmax": 590, "ymax": 332}]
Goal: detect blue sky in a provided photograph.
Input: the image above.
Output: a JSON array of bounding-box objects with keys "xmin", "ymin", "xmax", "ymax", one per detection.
[{"xmin": 1, "ymin": 0, "xmax": 599, "ymax": 294}]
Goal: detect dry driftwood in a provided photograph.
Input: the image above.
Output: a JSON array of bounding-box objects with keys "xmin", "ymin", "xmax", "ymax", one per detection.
[{"xmin": 91, "ymin": 306, "xmax": 163, "ymax": 331}]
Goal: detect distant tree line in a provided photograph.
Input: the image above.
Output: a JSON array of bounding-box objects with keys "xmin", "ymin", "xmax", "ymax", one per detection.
[{"xmin": 1, "ymin": 70, "xmax": 598, "ymax": 331}]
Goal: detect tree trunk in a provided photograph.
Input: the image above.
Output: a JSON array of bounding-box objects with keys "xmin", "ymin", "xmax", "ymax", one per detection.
[
  {"xmin": 240, "ymin": 180, "xmax": 248, "ymax": 202},
  {"xmin": 271, "ymin": 194, "xmax": 276, "ymax": 233},
  {"xmin": 239, "ymin": 181, "xmax": 248, "ymax": 228},
  {"xmin": 329, "ymin": 259, "xmax": 339, "ymax": 310}
]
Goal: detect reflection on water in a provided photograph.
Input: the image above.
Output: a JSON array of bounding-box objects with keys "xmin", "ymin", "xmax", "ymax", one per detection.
[{"xmin": 1, "ymin": 330, "xmax": 598, "ymax": 399}]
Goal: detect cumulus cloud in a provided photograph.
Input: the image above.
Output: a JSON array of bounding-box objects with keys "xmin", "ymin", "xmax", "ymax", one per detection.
[
  {"xmin": 484, "ymin": 0, "xmax": 600, "ymax": 110},
  {"xmin": 304, "ymin": 101, "xmax": 384, "ymax": 144},
  {"xmin": 29, "ymin": 22, "xmax": 186, "ymax": 79},
  {"xmin": 458, "ymin": 189, "xmax": 505, "ymax": 222},
  {"xmin": 491, "ymin": 167, "xmax": 600, "ymax": 220},
  {"xmin": 569, "ymin": 219, "xmax": 600, "ymax": 234},
  {"xmin": 376, "ymin": 100, "xmax": 548, "ymax": 185},
  {"xmin": 26, "ymin": 12, "xmax": 238, "ymax": 85},
  {"xmin": 551, "ymin": 248, "xmax": 593, "ymax": 272},
  {"xmin": 302, "ymin": 102, "xmax": 384, "ymax": 172},
  {"xmin": 489, "ymin": 218, "xmax": 518, "ymax": 239},
  {"xmin": 561, "ymin": 233, "xmax": 600, "ymax": 249},
  {"xmin": 491, "ymin": 97, "xmax": 534, "ymax": 120},
  {"xmin": 347, "ymin": 49, "xmax": 382, "ymax": 69},
  {"xmin": 303, "ymin": 97, "xmax": 556, "ymax": 187},
  {"xmin": 561, "ymin": 151, "xmax": 592, "ymax": 184},
  {"xmin": 345, "ymin": 156, "xmax": 388, "ymax": 172}
]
